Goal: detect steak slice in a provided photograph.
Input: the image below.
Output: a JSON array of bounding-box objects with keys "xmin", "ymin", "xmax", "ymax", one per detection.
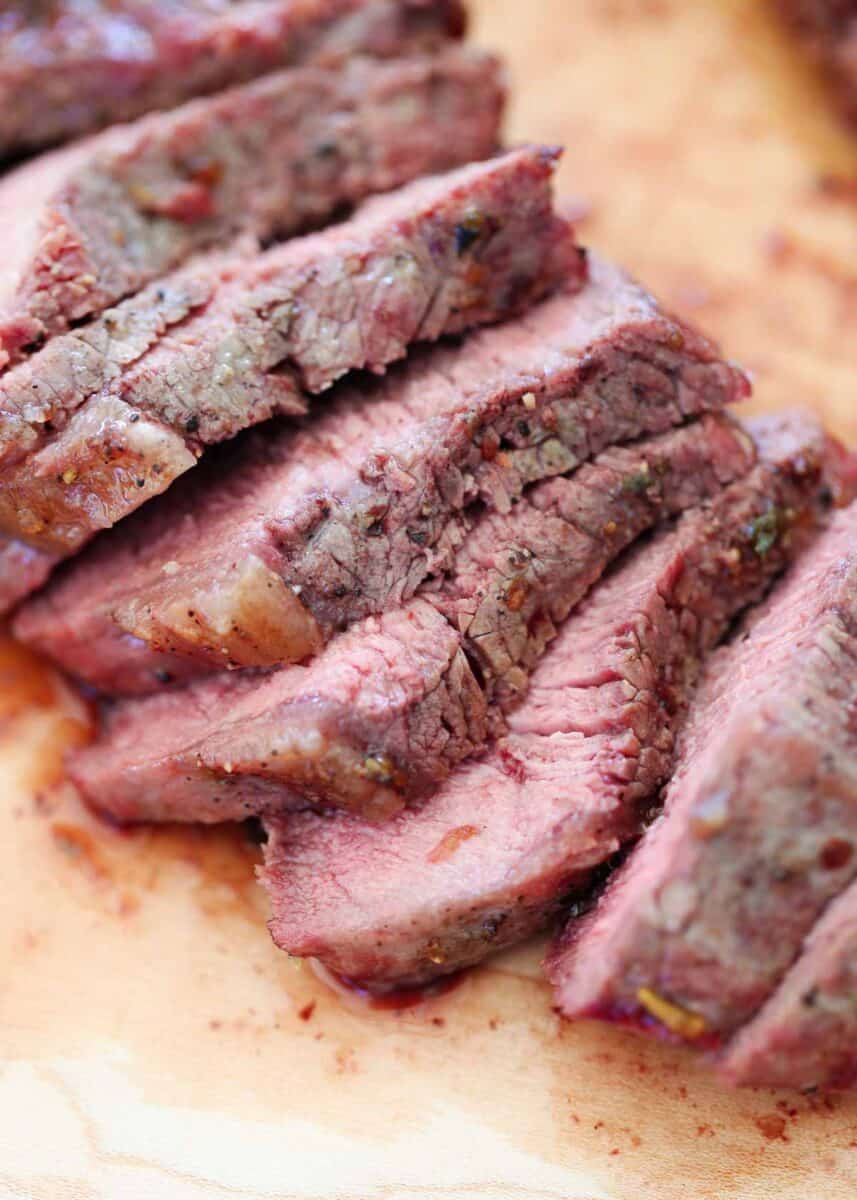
[
  {"xmin": 0, "ymin": 0, "xmax": 466, "ymax": 159},
  {"xmin": 0, "ymin": 534, "xmax": 58, "ymax": 616},
  {"xmin": 69, "ymin": 598, "xmax": 485, "ymax": 824},
  {"xmin": 15, "ymin": 254, "xmax": 748, "ymax": 690},
  {"xmin": 260, "ymin": 411, "xmax": 841, "ymax": 990},
  {"xmin": 0, "ymin": 48, "xmax": 504, "ymax": 369},
  {"xmin": 67, "ymin": 415, "xmax": 754, "ymax": 824},
  {"xmin": 721, "ymin": 878, "xmax": 857, "ymax": 1091},
  {"xmin": 0, "ymin": 144, "xmax": 573, "ymax": 565},
  {"xmin": 549, "ymin": 499, "xmax": 857, "ymax": 1049}
]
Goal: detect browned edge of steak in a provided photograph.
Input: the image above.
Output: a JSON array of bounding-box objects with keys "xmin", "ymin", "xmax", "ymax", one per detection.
[
  {"xmin": 66, "ymin": 414, "xmax": 756, "ymax": 824},
  {"xmin": 548, "ymin": 492, "xmax": 857, "ymax": 1052},
  {"xmin": 14, "ymin": 253, "xmax": 747, "ymax": 689},
  {"xmin": 0, "ymin": 144, "xmax": 575, "ymax": 601},
  {"xmin": 0, "ymin": 47, "xmax": 505, "ymax": 368},
  {"xmin": 258, "ymin": 409, "xmax": 842, "ymax": 991},
  {"xmin": 0, "ymin": 0, "xmax": 468, "ymax": 160}
]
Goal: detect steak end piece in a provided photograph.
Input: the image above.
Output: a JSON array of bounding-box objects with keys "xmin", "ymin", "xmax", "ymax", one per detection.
[
  {"xmin": 0, "ymin": 0, "xmax": 468, "ymax": 159},
  {"xmin": 259, "ymin": 410, "xmax": 844, "ymax": 991},
  {"xmin": 548, "ymin": 497, "xmax": 857, "ymax": 1051},
  {"xmin": 15, "ymin": 252, "xmax": 747, "ymax": 689},
  {"xmin": 66, "ymin": 414, "xmax": 754, "ymax": 824},
  {"xmin": 720, "ymin": 876, "xmax": 857, "ymax": 1091},
  {"xmin": 0, "ymin": 47, "xmax": 505, "ymax": 369}
]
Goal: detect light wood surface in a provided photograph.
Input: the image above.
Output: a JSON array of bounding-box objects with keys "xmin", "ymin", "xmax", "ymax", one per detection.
[{"xmin": 3, "ymin": 2, "xmax": 857, "ymax": 1197}]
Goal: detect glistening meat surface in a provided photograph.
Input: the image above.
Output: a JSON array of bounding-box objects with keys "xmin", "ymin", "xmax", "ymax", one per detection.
[{"xmin": 0, "ymin": 48, "xmax": 503, "ymax": 368}]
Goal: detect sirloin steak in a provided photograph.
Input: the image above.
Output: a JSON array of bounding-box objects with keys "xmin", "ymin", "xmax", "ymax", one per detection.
[
  {"xmin": 260, "ymin": 411, "xmax": 842, "ymax": 991},
  {"xmin": 0, "ymin": 0, "xmax": 467, "ymax": 159},
  {"xmin": 67, "ymin": 415, "xmax": 755, "ymax": 823},
  {"xmin": 549, "ymin": 499, "xmax": 857, "ymax": 1049},
  {"xmin": 721, "ymin": 873, "xmax": 857, "ymax": 1091},
  {"xmin": 0, "ymin": 144, "xmax": 574, "ymax": 599},
  {"xmin": 15, "ymin": 254, "xmax": 747, "ymax": 691},
  {"xmin": 0, "ymin": 48, "xmax": 504, "ymax": 369}
]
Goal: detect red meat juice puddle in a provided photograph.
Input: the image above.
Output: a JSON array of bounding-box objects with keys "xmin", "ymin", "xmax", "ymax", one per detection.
[{"xmin": 310, "ymin": 958, "xmax": 464, "ymax": 1012}]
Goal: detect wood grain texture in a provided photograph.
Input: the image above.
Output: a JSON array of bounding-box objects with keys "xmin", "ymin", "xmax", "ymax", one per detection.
[{"xmin": 2, "ymin": 1, "xmax": 857, "ymax": 1197}]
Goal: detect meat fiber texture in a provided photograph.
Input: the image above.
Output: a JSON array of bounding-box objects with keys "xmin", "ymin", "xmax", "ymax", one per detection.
[
  {"xmin": 722, "ymin": 871, "xmax": 857, "ymax": 1091},
  {"xmin": 15, "ymin": 253, "xmax": 747, "ymax": 692},
  {"xmin": 67, "ymin": 414, "xmax": 756, "ymax": 824},
  {"xmin": 549, "ymin": 495, "xmax": 857, "ymax": 1060},
  {"xmin": 776, "ymin": 0, "xmax": 857, "ymax": 126},
  {"xmin": 0, "ymin": 47, "xmax": 504, "ymax": 370},
  {"xmin": 259, "ymin": 410, "xmax": 840, "ymax": 991},
  {"xmin": 0, "ymin": 0, "xmax": 467, "ymax": 159},
  {"xmin": 0, "ymin": 144, "xmax": 574, "ymax": 613}
]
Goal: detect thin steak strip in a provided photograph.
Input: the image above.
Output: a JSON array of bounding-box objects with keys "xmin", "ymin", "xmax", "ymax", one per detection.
[
  {"xmin": 0, "ymin": 144, "xmax": 573, "ymax": 583},
  {"xmin": 67, "ymin": 415, "xmax": 754, "ymax": 824},
  {"xmin": 721, "ymin": 873, "xmax": 857, "ymax": 1091},
  {"xmin": 15, "ymin": 254, "xmax": 747, "ymax": 692},
  {"xmin": 549, "ymin": 500, "xmax": 857, "ymax": 1050},
  {"xmin": 0, "ymin": 48, "xmax": 504, "ymax": 369},
  {"xmin": 0, "ymin": 0, "xmax": 466, "ymax": 159},
  {"xmin": 260, "ymin": 411, "xmax": 841, "ymax": 991}
]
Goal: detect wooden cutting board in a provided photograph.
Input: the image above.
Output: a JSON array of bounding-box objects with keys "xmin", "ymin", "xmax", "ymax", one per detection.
[{"xmin": 2, "ymin": 2, "xmax": 857, "ymax": 1196}]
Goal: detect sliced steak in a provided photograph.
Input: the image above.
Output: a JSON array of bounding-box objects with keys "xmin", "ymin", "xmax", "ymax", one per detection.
[
  {"xmin": 69, "ymin": 598, "xmax": 485, "ymax": 824},
  {"xmin": 430, "ymin": 414, "xmax": 754, "ymax": 714},
  {"xmin": 0, "ymin": 144, "xmax": 573, "ymax": 572},
  {"xmin": 15, "ymin": 254, "xmax": 747, "ymax": 690},
  {"xmin": 549, "ymin": 499, "xmax": 857, "ymax": 1049},
  {"xmin": 0, "ymin": 0, "xmax": 466, "ymax": 159},
  {"xmin": 721, "ymin": 878, "xmax": 857, "ymax": 1091},
  {"xmin": 260, "ymin": 411, "xmax": 841, "ymax": 990},
  {"xmin": 0, "ymin": 48, "xmax": 504, "ymax": 369},
  {"xmin": 67, "ymin": 415, "xmax": 754, "ymax": 823},
  {"xmin": 0, "ymin": 534, "xmax": 58, "ymax": 615}
]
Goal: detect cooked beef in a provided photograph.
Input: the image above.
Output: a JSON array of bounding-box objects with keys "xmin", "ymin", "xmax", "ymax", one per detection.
[
  {"xmin": 0, "ymin": 0, "xmax": 466, "ymax": 159},
  {"xmin": 776, "ymin": 1, "xmax": 857, "ymax": 125},
  {"xmin": 0, "ymin": 144, "xmax": 573, "ymax": 574},
  {"xmin": 0, "ymin": 48, "xmax": 504, "ymax": 369},
  {"xmin": 430, "ymin": 415, "xmax": 754, "ymax": 714},
  {"xmin": 721, "ymin": 877, "xmax": 857, "ymax": 1091},
  {"xmin": 15, "ymin": 254, "xmax": 747, "ymax": 690},
  {"xmin": 69, "ymin": 598, "xmax": 485, "ymax": 824},
  {"xmin": 0, "ymin": 534, "xmax": 58, "ymax": 616},
  {"xmin": 260, "ymin": 412, "xmax": 841, "ymax": 990},
  {"xmin": 549, "ymin": 499, "xmax": 857, "ymax": 1049},
  {"xmin": 67, "ymin": 415, "xmax": 754, "ymax": 823}
]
